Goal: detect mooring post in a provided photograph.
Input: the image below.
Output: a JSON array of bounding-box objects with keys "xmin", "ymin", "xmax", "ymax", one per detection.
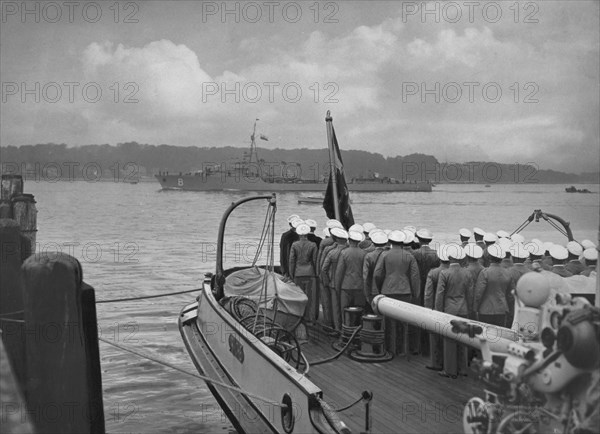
[
  {"xmin": 1, "ymin": 174, "xmax": 24, "ymax": 201},
  {"xmin": 12, "ymin": 194, "xmax": 37, "ymax": 255},
  {"xmin": 22, "ymin": 253, "xmax": 105, "ymax": 433},
  {"xmin": 0, "ymin": 219, "xmax": 27, "ymax": 387}
]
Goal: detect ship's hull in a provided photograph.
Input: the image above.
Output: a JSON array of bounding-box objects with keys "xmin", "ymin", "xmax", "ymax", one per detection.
[
  {"xmin": 179, "ymin": 281, "xmax": 345, "ymax": 434},
  {"xmin": 156, "ymin": 174, "xmax": 432, "ymax": 192}
]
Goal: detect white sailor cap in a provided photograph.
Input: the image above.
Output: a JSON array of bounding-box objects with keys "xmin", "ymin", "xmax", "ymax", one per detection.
[
  {"xmin": 369, "ymin": 228, "xmax": 384, "ymax": 238},
  {"xmin": 403, "ymin": 225, "xmax": 416, "ymax": 234},
  {"xmin": 525, "ymin": 240, "xmax": 545, "ymax": 256},
  {"xmin": 498, "ymin": 237, "xmax": 512, "ymax": 252},
  {"xmin": 436, "ymin": 244, "xmax": 449, "ymax": 261},
  {"xmin": 510, "ymin": 233, "xmax": 525, "ymax": 243},
  {"xmin": 287, "ymin": 214, "xmax": 300, "ymax": 223},
  {"xmin": 464, "ymin": 243, "xmax": 483, "ymax": 259},
  {"xmin": 566, "ymin": 241, "xmax": 583, "ymax": 256},
  {"xmin": 291, "ymin": 218, "xmax": 304, "ymax": 229},
  {"xmin": 549, "ymin": 245, "xmax": 569, "ymax": 261},
  {"xmin": 363, "ymin": 222, "xmax": 376, "ymax": 233},
  {"xmin": 348, "ymin": 230, "xmax": 364, "ymax": 242},
  {"xmin": 444, "ymin": 243, "xmax": 465, "ymax": 260},
  {"xmin": 323, "ymin": 227, "xmax": 330, "ymax": 237},
  {"xmin": 371, "ymin": 231, "xmax": 388, "ymax": 245},
  {"xmin": 581, "ymin": 239, "xmax": 596, "ymax": 250},
  {"xmin": 496, "ymin": 230, "xmax": 510, "ymax": 239},
  {"xmin": 459, "ymin": 228, "xmax": 472, "ymax": 238},
  {"xmin": 483, "ymin": 232, "xmax": 498, "ymax": 243},
  {"xmin": 402, "ymin": 230, "xmax": 415, "ymax": 244},
  {"xmin": 326, "ymin": 219, "xmax": 343, "ymax": 229},
  {"xmin": 330, "ymin": 227, "xmax": 348, "ymax": 240},
  {"xmin": 349, "ymin": 224, "xmax": 364, "ymax": 233},
  {"xmin": 542, "ymin": 242, "xmax": 554, "ymax": 254},
  {"xmin": 487, "ymin": 244, "xmax": 505, "ymax": 260},
  {"xmin": 416, "ymin": 229, "xmax": 433, "ymax": 240},
  {"xmin": 510, "ymin": 242, "xmax": 530, "ymax": 259},
  {"xmin": 296, "ymin": 223, "xmax": 310, "ymax": 236},
  {"xmin": 583, "ymin": 248, "xmax": 598, "ymax": 261},
  {"xmin": 473, "ymin": 227, "xmax": 486, "ymax": 237},
  {"xmin": 305, "ymin": 219, "xmax": 317, "ymax": 228},
  {"xmin": 388, "ymin": 230, "xmax": 406, "ymax": 243}
]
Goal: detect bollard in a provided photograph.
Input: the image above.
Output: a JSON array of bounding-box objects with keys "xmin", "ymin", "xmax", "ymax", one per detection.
[
  {"xmin": 0, "ymin": 219, "xmax": 27, "ymax": 387},
  {"xmin": 349, "ymin": 315, "xmax": 393, "ymax": 363},
  {"xmin": 332, "ymin": 307, "xmax": 363, "ymax": 352},
  {"xmin": 12, "ymin": 194, "xmax": 37, "ymax": 255},
  {"xmin": 22, "ymin": 253, "xmax": 105, "ymax": 434},
  {"xmin": 1, "ymin": 174, "xmax": 23, "ymax": 201}
]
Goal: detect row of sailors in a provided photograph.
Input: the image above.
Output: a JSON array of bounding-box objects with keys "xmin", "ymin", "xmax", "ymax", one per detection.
[{"xmin": 280, "ymin": 216, "xmax": 598, "ymax": 370}]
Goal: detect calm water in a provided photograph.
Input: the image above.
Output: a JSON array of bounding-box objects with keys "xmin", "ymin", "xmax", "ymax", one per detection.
[{"xmin": 26, "ymin": 180, "xmax": 598, "ymax": 433}]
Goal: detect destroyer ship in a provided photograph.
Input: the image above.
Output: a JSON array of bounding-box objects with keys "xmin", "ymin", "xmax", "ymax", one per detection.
[{"xmin": 155, "ymin": 120, "xmax": 432, "ymax": 193}]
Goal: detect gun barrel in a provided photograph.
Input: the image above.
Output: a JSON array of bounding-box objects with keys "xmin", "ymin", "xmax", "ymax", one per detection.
[{"xmin": 372, "ymin": 295, "xmax": 519, "ymax": 352}]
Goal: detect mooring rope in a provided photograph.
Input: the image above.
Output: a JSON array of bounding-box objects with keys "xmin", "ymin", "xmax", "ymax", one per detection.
[
  {"xmin": 96, "ymin": 288, "xmax": 199, "ymax": 304},
  {"xmin": 98, "ymin": 336, "xmax": 284, "ymax": 407}
]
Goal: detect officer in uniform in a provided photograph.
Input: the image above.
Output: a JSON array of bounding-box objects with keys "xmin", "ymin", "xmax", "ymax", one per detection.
[
  {"xmin": 413, "ymin": 228, "xmax": 440, "ymax": 355},
  {"xmin": 565, "ymin": 241, "xmax": 585, "ymax": 275},
  {"xmin": 305, "ymin": 219, "xmax": 322, "ymax": 248},
  {"xmin": 336, "ymin": 230, "xmax": 368, "ymax": 316},
  {"xmin": 464, "ymin": 243, "xmax": 484, "ymax": 307},
  {"xmin": 321, "ymin": 227, "xmax": 348, "ymax": 332},
  {"xmin": 498, "ymin": 237, "xmax": 513, "ymax": 269},
  {"xmin": 459, "ymin": 228, "xmax": 472, "ymax": 247},
  {"xmin": 424, "ymin": 244, "xmax": 450, "ymax": 371},
  {"xmin": 436, "ymin": 244, "xmax": 473, "ymax": 378},
  {"xmin": 549, "ymin": 245, "xmax": 573, "ymax": 277},
  {"xmin": 541, "ymin": 242, "xmax": 555, "ymax": 271},
  {"xmin": 279, "ymin": 215, "xmax": 300, "ymax": 277},
  {"xmin": 317, "ymin": 219, "xmax": 343, "ymax": 271},
  {"xmin": 359, "ymin": 222, "xmax": 376, "ymax": 252},
  {"xmin": 506, "ymin": 242, "xmax": 530, "ymax": 327},
  {"xmin": 473, "ymin": 227, "xmax": 487, "ymax": 250},
  {"xmin": 524, "ymin": 239, "xmax": 545, "ymax": 270},
  {"xmin": 289, "ymin": 223, "xmax": 319, "ymax": 323},
  {"xmin": 374, "ymin": 230, "xmax": 420, "ymax": 355},
  {"xmin": 363, "ymin": 230, "xmax": 389, "ymax": 309},
  {"xmin": 473, "ymin": 244, "xmax": 515, "ymax": 327},
  {"xmin": 581, "ymin": 248, "xmax": 598, "ymax": 277},
  {"xmin": 481, "ymin": 232, "xmax": 498, "ymax": 267},
  {"xmin": 402, "ymin": 230, "xmax": 416, "ymax": 255}
]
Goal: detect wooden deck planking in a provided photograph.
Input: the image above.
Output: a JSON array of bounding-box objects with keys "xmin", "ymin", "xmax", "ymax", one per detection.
[{"xmin": 301, "ymin": 326, "xmax": 481, "ymax": 433}]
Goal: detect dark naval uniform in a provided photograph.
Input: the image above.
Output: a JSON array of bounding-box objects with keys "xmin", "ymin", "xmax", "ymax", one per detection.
[
  {"xmin": 374, "ymin": 247, "xmax": 420, "ymax": 354},
  {"xmin": 424, "ymin": 263, "xmax": 449, "ymax": 370},
  {"xmin": 363, "ymin": 246, "xmax": 387, "ymax": 306},
  {"xmin": 436, "ymin": 263, "xmax": 474, "ymax": 377},
  {"xmin": 565, "ymin": 259, "xmax": 586, "ymax": 276},
  {"xmin": 336, "ymin": 245, "xmax": 367, "ymax": 315},
  {"xmin": 307, "ymin": 233, "xmax": 322, "ymax": 248},
  {"xmin": 551, "ymin": 265, "xmax": 573, "ymax": 277},
  {"xmin": 321, "ymin": 243, "xmax": 345, "ymax": 331},
  {"xmin": 289, "ymin": 238, "xmax": 319, "ymax": 322},
  {"xmin": 359, "ymin": 238, "xmax": 375, "ymax": 252},
  {"xmin": 413, "ymin": 244, "xmax": 440, "ymax": 354},
  {"xmin": 279, "ymin": 229, "xmax": 298, "ymax": 277},
  {"xmin": 473, "ymin": 263, "xmax": 515, "ymax": 327}
]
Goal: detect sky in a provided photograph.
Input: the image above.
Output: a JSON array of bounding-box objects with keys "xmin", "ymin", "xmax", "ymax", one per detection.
[{"xmin": 1, "ymin": 0, "xmax": 599, "ymax": 173}]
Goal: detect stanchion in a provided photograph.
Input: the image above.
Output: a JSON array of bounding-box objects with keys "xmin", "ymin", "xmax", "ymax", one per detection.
[{"xmin": 349, "ymin": 314, "xmax": 393, "ymax": 363}]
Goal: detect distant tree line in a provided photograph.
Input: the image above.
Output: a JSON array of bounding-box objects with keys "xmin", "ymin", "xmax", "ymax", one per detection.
[{"xmin": 0, "ymin": 142, "xmax": 597, "ymax": 184}]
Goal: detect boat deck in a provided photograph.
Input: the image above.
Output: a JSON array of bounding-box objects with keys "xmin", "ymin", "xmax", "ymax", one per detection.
[{"xmin": 301, "ymin": 325, "xmax": 481, "ymax": 434}]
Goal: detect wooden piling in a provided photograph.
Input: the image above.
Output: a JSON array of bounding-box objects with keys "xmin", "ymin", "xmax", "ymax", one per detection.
[
  {"xmin": 12, "ymin": 195, "xmax": 37, "ymax": 255},
  {"xmin": 22, "ymin": 253, "xmax": 105, "ymax": 433},
  {"xmin": 1, "ymin": 175, "xmax": 23, "ymax": 201}
]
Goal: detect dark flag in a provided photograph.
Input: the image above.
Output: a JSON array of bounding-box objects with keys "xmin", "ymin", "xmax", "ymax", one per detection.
[{"xmin": 323, "ymin": 124, "xmax": 354, "ymax": 229}]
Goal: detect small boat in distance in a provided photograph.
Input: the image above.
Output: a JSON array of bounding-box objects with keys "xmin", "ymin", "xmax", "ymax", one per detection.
[
  {"xmin": 298, "ymin": 195, "xmax": 325, "ymax": 205},
  {"xmin": 155, "ymin": 120, "xmax": 432, "ymax": 193},
  {"xmin": 565, "ymin": 185, "xmax": 592, "ymax": 193}
]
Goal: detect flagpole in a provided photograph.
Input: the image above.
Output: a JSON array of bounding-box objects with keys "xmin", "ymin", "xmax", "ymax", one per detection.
[{"xmin": 326, "ymin": 110, "xmax": 340, "ymax": 221}]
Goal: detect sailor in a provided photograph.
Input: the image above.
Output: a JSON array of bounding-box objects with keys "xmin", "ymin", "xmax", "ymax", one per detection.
[
  {"xmin": 541, "ymin": 242, "xmax": 554, "ymax": 271},
  {"xmin": 581, "ymin": 248, "xmax": 598, "ymax": 277},
  {"xmin": 498, "ymin": 237, "xmax": 513, "ymax": 269},
  {"xmin": 496, "ymin": 230, "xmax": 510, "ymax": 239},
  {"xmin": 413, "ymin": 229, "xmax": 440, "ymax": 355},
  {"xmin": 473, "ymin": 227, "xmax": 486, "ymax": 250},
  {"xmin": 435, "ymin": 244, "xmax": 473, "ymax": 378},
  {"xmin": 317, "ymin": 219, "xmax": 343, "ymax": 273},
  {"xmin": 321, "ymin": 227, "xmax": 349, "ymax": 332},
  {"xmin": 363, "ymin": 230, "xmax": 389, "ymax": 309},
  {"xmin": 473, "ymin": 244, "xmax": 515, "ymax": 327},
  {"xmin": 506, "ymin": 242, "xmax": 530, "ymax": 327},
  {"xmin": 359, "ymin": 222, "xmax": 376, "ymax": 252},
  {"xmin": 374, "ymin": 230, "xmax": 420, "ymax": 355},
  {"xmin": 336, "ymin": 230, "xmax": 368, "ymax": 316},
  {"xmin": 464, "ymin": 244, "xmax": 484, "ymax": 301},
  {"xmin": 305, "ymin": 219, "xmax": 322, "ymax": 248},
  {"xmin": 316, "ymin": 222, "xmax": 340, "ymax": 330},
  {"xmin": 510, "ymin": 233, "xmax": 525, "ymax": 244},
  {"xmin": 524, "ymin": 239, "xmax": 545, "ymax": 270},
  {"xmin": 279, "ymin": 215, "xmax": 300, "ymax": 277},
  {"xmin": 402, "ymin": 230, "xmax": 415, "ymax": 255},
  {"xmin": 481, "ymin": 232, "xmax": 498, "ymax": 267},
  {"xmin": 581, "ymin": 239, "xmax": 596, "ymax": 250},
  {"xmin": 289, "ymin": 223, "xmax": 319, "ymax": 323},
  {"xmin": 565, "ymin": 241, "xmax": 585, "ymax": 275},
  {"xmin": 459, "ymin": 228, "xmax": 472, "ymax": 247},
  {"xmin": 549, "ymin": 245, "xmax": 573, "ymax": 277},
  {"xmin": 424, "ymin": 245, "xmax": 450, "ymax": 371}
]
